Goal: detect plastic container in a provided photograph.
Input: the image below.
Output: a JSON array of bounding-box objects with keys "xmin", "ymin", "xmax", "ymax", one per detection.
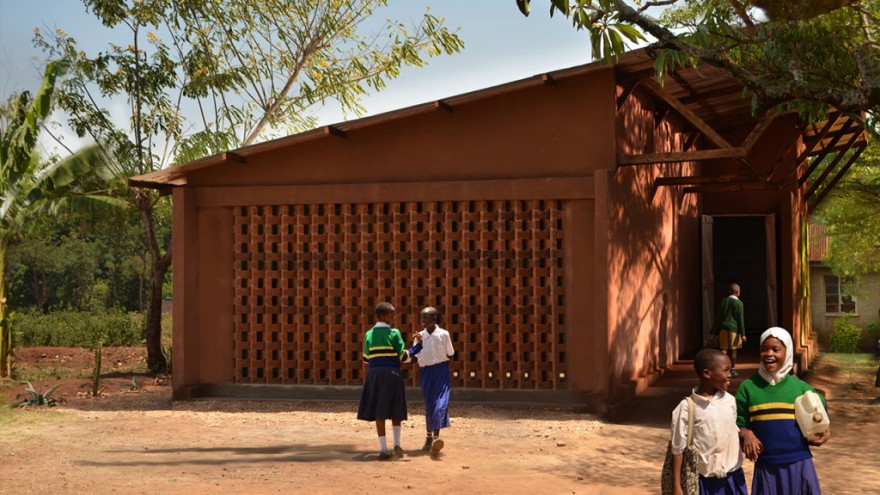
[{"xmin": 794, "ymin": 391, "xmax": 830, "ymax": 440}]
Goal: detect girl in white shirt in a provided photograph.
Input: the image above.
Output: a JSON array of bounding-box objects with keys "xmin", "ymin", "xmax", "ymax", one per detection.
[
  {"xmin": 411, "ymin": 306, "xmax": 455, "ymax": 455},
  {"xmin": 669, "ymin": 348, "xmax": 747, "ymax": 495}
]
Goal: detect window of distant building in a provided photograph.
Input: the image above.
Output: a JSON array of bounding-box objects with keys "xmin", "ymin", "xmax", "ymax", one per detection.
[{"xmin": 824, "ymin": 275, "xmax": 856, "ymax": 314}]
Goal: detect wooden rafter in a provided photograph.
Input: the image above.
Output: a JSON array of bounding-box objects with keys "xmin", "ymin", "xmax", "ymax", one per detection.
[
  {"xmin": 798, "ymin": 119, "xmax": 857, "ymax": 186},
  {"xmin": 809, "ymin": 143, "xmax": 867, "ymax": 211},
  {"xmin": 433, "ymin": 100, "xmax": 453, "ymax": 112},
  {"xmin": 323, "ymin": 125, "xmax": 347, "ymax": 138},
  {"xmin": 223, "ymin": 151, "xmax": 246, "ymax": 164},
  {"xmin": 655, "ymin": 173, "xmax": 769, "ymax": 187},
  {"xmin": 740, "ymin": 112, "xmax": 777, "ymax": 152},
  {"xmin": 669, "ymin": 71, "xmax": 718, "ymax": 120},
  {"xmin": 805, "ymin": 130, "xmax": 865, "ymax": 200},
  {"xmin": 618, "ymin": 147, "xmax": 746, "ymax": 166},
  {"xmin": 683, "ymin": 182, "xmax": 780, "ymax": 194},
  {"xmin": 640, "ymin": 78, "xmax": 734, "ymax": 150},
  {"xmin": 616, "ymin": 80, "xmax": 640, "ymax": 114}
]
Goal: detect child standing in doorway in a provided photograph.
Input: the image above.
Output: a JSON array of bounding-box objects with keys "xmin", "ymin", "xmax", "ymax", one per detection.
[
  {"xmin": 713, "ymin": 283, "xmax": 746, "ymax": 377},
  {"xmin": 357, "ymin": 302, "xmax": 417, "ymax": 460},
  {"xmin": 736, "ymin": 327, "xmax": 830, "ymax": 494},
  {"xmin": 411, "ymin": 306, "xmax": 455, "ymax": 455},
  {"xmin": 669, "ymin": 348, "xmax": 747, "ymax": 495}
]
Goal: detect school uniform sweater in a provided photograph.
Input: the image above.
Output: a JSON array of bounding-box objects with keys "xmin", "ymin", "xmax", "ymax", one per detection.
[
  {"xmin": 713, "ymin": 295, "xmax": 745, "ymax": 334},
  {"xmin": 361, "ymin": 324, "xmax": 421, "ymax": 368},
  {"xmin": 735, "ymin": 374, "xmax": 826, "ymax": 465}
]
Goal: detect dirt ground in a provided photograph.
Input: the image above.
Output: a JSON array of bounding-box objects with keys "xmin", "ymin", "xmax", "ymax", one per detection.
[{"xmin": 1, "ymin": 347, "xmax": 878, "ymax": 495}]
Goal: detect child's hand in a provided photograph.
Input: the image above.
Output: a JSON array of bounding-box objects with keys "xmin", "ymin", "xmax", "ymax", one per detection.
[
  {"xmin": 740, "ymin": 428, "xmax": 763, "ymax": 461},
  {"xmin": 673, "ymin": 485, "xmax": 685, "ymax": 495},
  {"xmin": 413, "ymin": 333, "xmax": 421, "ymax": 344},
  {"xmin": 808, "ymin": 426, "xmax": 831, "ymax": 446}
]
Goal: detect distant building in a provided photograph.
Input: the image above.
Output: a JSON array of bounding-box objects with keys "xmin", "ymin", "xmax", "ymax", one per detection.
[{"xmin": 809, "ymin": 223, "xmax": 880, "ymax": 350}]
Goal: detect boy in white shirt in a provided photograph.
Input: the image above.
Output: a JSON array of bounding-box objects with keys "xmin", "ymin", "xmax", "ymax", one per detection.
[
  {"xmin": 669, "ymin": 348, "xmax": 747, "ymax": 495},
  {"xmin": 410, "ymin": 306, "xmax": 455, "ymax": 455}
]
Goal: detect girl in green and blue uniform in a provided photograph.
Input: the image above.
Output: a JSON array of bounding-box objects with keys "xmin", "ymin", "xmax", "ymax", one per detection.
[{"xmin": 736, "ymin": 327, "xmax": 831, "ymax": 494}]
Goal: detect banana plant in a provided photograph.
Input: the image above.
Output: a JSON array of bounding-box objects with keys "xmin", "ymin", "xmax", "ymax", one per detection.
[{"xmin": 0, "ymin": 60, "xmax": 127, "ymax": 377}]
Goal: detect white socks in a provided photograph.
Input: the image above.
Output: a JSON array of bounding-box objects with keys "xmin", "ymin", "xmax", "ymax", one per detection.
[
  {"xmin": 392, "ymin": 425, "xmax": 402, "ymax": 447},
  {"xmin": 378, "ymin": 436, "xmax": 388, "ymax": 452}
]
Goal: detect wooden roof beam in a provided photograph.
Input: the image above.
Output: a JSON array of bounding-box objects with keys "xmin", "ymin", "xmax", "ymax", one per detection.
[
  {"xmin": 798, "ymin": 114, "xmax": 841, "ymax": 158},
  {"xmin": 809, "ymin": 143, "xmax": 867, "ymax": 211},
  {"xmin": 805, "ymin": 130, "xmax": 864, "ymax": 200},
  {"xmin": 618, "ymin": 147, "xmax": 746, "ymax": 165},
  {"xmin": 683, "ymin": 182, "xmax": 781, "ymax": 194},
  {"xmin": 669, "ymin": 71, "xmax": 718, "ymax": 120},
  {"xmin": 323, "ymin": 125, "xmax": 347, "ymax": 138},
  {"xmin": 740, "ymin": 112, "xmax": 777, "ymax": 152},
  {"xmin": 433, "ymin": 100, "xmax": 453, "ymax": 112},
  {"xmin": 541, "ymin": 73, "xmax": 558, "ymax": 87},
  {"xmin": 640, "ymin": 78, "xmax": 734, "ymax": 150},
  {"xmin": 798, "ymin": 119, "xmax": 856, "ymax": 186},
  {"xmin": 616, "ymin": 80, "xmax": 640, "ymax": 114},
  {"xmin": 222, "ymin": 151, "xmax": 246, "ymax": 164},
  {"xmin": 655, "ymin": 173, "xmax": 768, "ymax": 187}
]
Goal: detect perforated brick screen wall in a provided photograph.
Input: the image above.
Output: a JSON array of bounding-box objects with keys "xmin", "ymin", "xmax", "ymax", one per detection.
[{"xmin": 233, "ymin": 200, "xmax": 567, "ymax": 389}]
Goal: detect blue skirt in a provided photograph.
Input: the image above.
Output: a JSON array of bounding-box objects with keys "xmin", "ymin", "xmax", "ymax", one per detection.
[
  {"xmin": 420, "ymin": 362, "xmax": 451, "ymax": 431},
  {"xmin": 357, "ymin": 366, "xmax": 407, "ymax": 421},
  {"xmin": 699, "ymin": 468, "xmax": 748, "ymax": 495},
  {"xmin": 752, "ymin": 458, "xmax": 822, "ymax": 495}
]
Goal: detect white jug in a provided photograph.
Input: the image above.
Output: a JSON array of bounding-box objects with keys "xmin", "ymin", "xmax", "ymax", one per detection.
[{"xmin": 794, "ymin": 390, "xmax": 830, "ymax": 440}]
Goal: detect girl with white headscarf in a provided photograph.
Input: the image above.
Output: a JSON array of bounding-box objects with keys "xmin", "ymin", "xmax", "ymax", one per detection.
[{"xmin": 734, "ymin": 327, "xmax": 830, "ymax": 494}]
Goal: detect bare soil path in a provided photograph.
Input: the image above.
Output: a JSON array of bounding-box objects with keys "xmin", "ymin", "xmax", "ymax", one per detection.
[{"xmin": 1, "ymin": 347, "xmax": 877, "ymax": 495}]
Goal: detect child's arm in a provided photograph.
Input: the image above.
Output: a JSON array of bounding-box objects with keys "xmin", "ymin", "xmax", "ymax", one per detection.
[
  {"xmin": 735, "ymin": 383, "xmax": 762, "ymax": 461},
  {"xmin": 671, "ymin": 453, "xmax": 685, "ymax": 495},
  {"xmin": 739, "ymin": 427, "xmax": 763, "ymax": 461}
]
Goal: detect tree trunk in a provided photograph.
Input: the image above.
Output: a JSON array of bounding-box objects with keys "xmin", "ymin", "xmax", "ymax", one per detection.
[
  {"xmin": 138, "ymin": 195, "xmax": 172, "ymax": 372},
  {"xmin": 145, "ymin": 255, "xmax": 170, "ymax": 372},
  {"xmin": 0, "ymin": 238, "xmax": 11, "ymax": 377}
]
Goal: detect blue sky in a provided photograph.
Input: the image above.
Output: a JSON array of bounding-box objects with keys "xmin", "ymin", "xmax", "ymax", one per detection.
[{"xmin": 1, "ymin": 0, "xmax": 596, "ymax": 148}]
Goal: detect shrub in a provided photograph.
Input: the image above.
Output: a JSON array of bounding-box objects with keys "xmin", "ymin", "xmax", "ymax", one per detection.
[
  {"xmin": 867, "ymin": 321, "xmax": 880, "ymax": 355},
  {"xmin": 15, "ymin": 381, "xmax": 65, "ymax": 408},
  {"xmin": 867, "ymin": 321, "xmax": 880, "ymax": 344},
  {"xmin": 829, "ymin": 316, "xmax": 863, "ymax": 353},
  {"xmin": 13, "ymin": 310, "xmax": 145, "ymax": 347}
]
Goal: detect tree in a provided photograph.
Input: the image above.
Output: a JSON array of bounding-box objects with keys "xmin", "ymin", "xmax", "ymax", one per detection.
[
  {"xmin": 36, "ymin": 0, "xmax": 464, "ymax": 371},
  {"xmin": 814, "ymin": 141, "xmax": 880, "ymax": 277},
  {"xmin": 1, "ymin": 61, "xmax": 124, "ymax": 377},
  {"xmin": 516, "ymin": 1, "xmax": 879, "ymax": 130}
]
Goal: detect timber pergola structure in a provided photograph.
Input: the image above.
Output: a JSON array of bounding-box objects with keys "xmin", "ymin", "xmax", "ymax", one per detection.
[{"xmin": 614, "ymin": 49, "xmax": 869, "ymax": 207}]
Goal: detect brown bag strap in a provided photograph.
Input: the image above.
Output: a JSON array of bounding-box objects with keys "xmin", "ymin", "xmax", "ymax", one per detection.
[{"xmin": 685, "ymin": 396, "xmax": 696, "ymax": 448}]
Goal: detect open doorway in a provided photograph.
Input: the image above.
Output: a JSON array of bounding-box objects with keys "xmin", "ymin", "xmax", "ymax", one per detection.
[{"xmin": 702, "ymin": 215, "xmax": 778, "ymax": 353}]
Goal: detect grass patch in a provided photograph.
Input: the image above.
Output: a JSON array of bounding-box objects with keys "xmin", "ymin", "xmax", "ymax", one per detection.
[
  {"xmin": 807, "ymin": 352, "xmax": 879, "ymax": 398},
  {"xmin": 0, "ymin": 405, "xmax": 72, "ymax": 432}
]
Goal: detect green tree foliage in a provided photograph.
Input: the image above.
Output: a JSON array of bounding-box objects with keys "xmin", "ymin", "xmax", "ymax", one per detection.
[
  {"xmin": 34, "ymin": 0, "xmax": 463, "ymax": 372},
  {"xmin": 516, "ymin": 1, "xmax": 879, "ymax": 128},
  {"xmin": 814, "ymin": 141, "xmax": 880, "ymax": 277},
  {"xmin": 6, "ymin": 206, "xmax": 159, "ymax": 312},
  {"xmin": 1, "ymin": 61, "xmax": 125, "ymax": 377}
]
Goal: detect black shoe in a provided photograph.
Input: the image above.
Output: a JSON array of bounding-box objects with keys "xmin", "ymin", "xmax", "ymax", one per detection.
[
  {"xmin": 393, "ymin": 445, "xmax": 404, "ymax": 457},
  {"xmin": 378, "ymin": 450, "xmax": 393, "ymax": 460},
  {"xmin": 430, "ymin": 438, "xmax": 444, "ymax": 455},
  {"xmin": 422, "ymin": 436, "xmax": 434, "ymax": 451}
]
